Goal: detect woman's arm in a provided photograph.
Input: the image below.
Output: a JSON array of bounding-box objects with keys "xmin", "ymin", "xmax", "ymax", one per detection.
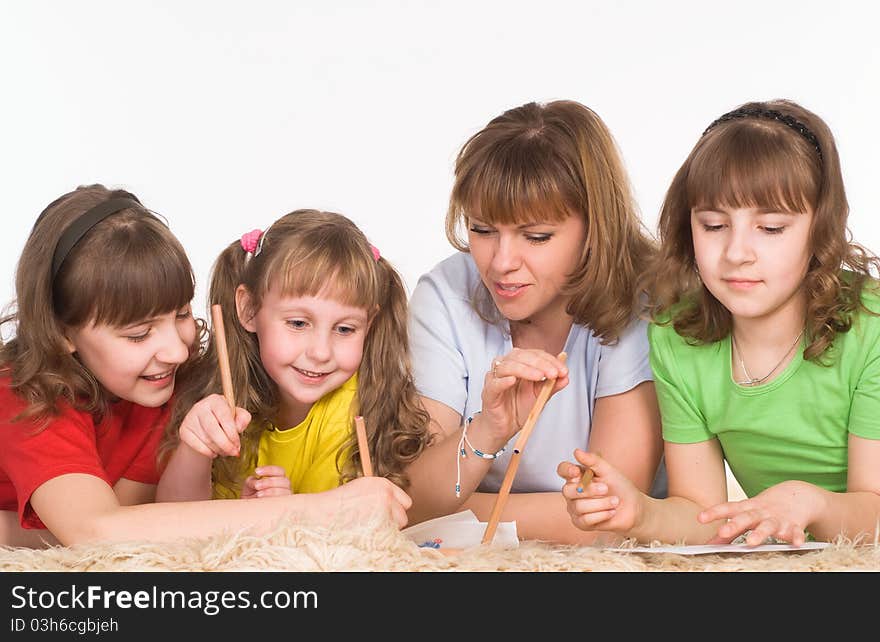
[
  {"xmin": 463, "ymin": 493, "xmax": 615, "ymax": 545},
  {"xmin": 404, "ymin": 397, "xmax": 496, "ymax": 524},
  {"xmin": 405, "ymin": 350, "xmax": 569, "ymax": 525}
]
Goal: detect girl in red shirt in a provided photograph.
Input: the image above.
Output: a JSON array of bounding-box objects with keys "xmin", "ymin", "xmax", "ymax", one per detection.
[{"xmin": 0, "ymin": 185, "xmax": 410, "ymax": 547}]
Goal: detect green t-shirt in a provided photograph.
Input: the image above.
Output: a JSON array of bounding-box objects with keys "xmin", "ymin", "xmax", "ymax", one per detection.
[{"xmin": 649, "ymin": 289, "xmax": 880, "ymax": 498}]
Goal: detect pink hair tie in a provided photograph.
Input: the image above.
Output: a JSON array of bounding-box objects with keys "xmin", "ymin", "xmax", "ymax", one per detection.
[
  {"xmin": 240, "ymin": 229, "xmax": 264, "ymax": 256},
  {"xmin": 370, "ymin": 244, "xmax": 380, "ymax": 261}
]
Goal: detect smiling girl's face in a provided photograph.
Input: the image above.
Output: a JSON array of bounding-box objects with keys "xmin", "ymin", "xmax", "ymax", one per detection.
[
  {"xmin": 236, "ymin": 285, "xmax": 369, "ymax": 427},
  {"xmin": 64, "ymin": 305, "xmax": 197, "ymax": 407}
]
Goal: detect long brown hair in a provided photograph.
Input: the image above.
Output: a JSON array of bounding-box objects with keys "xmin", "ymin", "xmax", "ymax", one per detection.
[
  {"xmin": 0, "ymin": 184, "xmax": 200, "ymax": 421},
  {"xmin": 645, "ymin": 99, "xmax": 880, "ymax": 360},
  {"xmin": 446, "ymin": 100, "xmax": 656, "ymax": 343},
  {"xmin": 164, "ymin": 209, "xmax": 430, "ymax": 491}
]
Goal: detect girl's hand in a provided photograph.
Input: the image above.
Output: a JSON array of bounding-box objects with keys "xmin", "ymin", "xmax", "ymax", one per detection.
[
  {"xmin": 241, "ymin": 466, "xmax": 292, "ymax": 499},
  {"xmin": 481, "ymin": 348, "xmax": 568, "ymax": 442},
  {"xmin": 558, "ymin": 449, "xmax": 642, "ymax": 533},
  {"xmin": 179, "ymin": 394, "xmax": 251, "ymax": 458},
  {"xmin": 698, "ymin": 480, "xmax": 825, "ymax": 546},
  {"xmin": 327, "ymin": 477, "xmax": 413, "ymax": 529}
]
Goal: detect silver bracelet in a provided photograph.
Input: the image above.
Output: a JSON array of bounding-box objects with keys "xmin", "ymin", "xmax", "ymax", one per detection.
[{"xmin": 455, "ymin": 411, "xmax": 506, "ymax": 497}]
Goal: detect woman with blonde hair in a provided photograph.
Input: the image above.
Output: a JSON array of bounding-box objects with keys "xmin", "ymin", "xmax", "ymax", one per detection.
[{"xmin": 406, "ymin": 100, "xmax": 666, "ymax": 543}]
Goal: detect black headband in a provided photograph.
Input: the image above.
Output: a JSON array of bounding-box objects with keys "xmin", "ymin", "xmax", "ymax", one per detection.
[
  {"xmin": 49, "ymin": 197, "xmax": 145, "ymax": 279},
  {"xmin": 702, "ymin": 107, "xmax": 823, "ymax": 163}
]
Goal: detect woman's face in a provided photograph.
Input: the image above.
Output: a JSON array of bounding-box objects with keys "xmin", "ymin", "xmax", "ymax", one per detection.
[{"xmin": 467, "ymin": 212, "xmax": 587, "ymax": 325}]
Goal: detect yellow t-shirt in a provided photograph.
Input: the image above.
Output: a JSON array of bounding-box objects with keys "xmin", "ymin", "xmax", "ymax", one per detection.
[{"xmin": 214, "ymin": 375, "xmax": 357, "ymax": 498}]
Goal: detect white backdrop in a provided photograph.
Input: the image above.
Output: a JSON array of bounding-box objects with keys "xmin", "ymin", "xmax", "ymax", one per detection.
[{"xmin": 2, "ymin": 1, "xmax": 878, "ymax": 318}]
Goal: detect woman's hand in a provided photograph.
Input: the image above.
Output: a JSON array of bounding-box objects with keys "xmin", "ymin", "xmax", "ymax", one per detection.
[{"xmin": 480, "ymin": 348, "xmax": 568, "ymax": 443}]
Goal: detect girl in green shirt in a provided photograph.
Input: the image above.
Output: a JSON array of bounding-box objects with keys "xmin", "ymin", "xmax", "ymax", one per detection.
[{"xmin": 558, "ymin": 99, "xmax": 880, "ymax": 546}]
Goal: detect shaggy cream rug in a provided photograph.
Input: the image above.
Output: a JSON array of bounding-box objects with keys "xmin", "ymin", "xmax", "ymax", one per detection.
[{"xmin": 1, "ymin": 516, "xmax": 877, "ymax": 572}]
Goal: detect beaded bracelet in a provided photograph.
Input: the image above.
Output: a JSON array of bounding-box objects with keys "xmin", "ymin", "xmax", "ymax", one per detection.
[{"xmin": 455, "ymin": 411, "xmax": 507, "ymax": 497}]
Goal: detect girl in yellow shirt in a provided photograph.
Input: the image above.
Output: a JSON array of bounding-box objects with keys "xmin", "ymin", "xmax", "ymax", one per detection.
[{"xmin": 158, "ymin": 210, "xmax": 431, "ymax": 502}]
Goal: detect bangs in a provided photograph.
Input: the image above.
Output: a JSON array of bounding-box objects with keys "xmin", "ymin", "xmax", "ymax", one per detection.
[
  {"xmin": 58, "ymin": 217, "xmax": 195, "ymax": 327},
  {"xmin": 687, "ymin": 122, "xmax": 818, "ymax": 215},
  {"xmin": 261, "ymin": 234, "xmax": 378, "ymax": 309},
  {"xmin": 453, "ymin": 135, "xmax": 580, "ymax": 225}
]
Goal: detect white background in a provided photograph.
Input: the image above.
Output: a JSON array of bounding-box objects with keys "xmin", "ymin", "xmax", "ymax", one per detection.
[{"xmin": 2, "ymin": 1, "xmax": 878, "ymax": 318}]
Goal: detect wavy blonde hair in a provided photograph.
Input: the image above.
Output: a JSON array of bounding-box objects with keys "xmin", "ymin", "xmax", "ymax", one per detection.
[
  {"xmin": 163, "ymin": 210, "xmax": 431, "ymax": 491},
  {"xmin": 0, "ymin": 184, "xmax": 200, "ymax": 423},
  {"xmin": 644, "ymin": 99, "xmax": 880, "ymax": 360},
  {"xmin": 446, "ymin": 100, "xmax": 656, "ymax": 343}
]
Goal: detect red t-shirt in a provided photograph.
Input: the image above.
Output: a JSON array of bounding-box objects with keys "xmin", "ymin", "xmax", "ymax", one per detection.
[{"xmin": 0, "ymin": 378, "xmax": 168, "ymax": 529}]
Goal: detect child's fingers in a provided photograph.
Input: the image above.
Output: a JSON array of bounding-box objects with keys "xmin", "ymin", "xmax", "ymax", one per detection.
[
  {"xmin": 572, "ymin": 506, "xmax": 618, "ymax": 529},
  {"xmin": 771, "ymin": 522, "xmax": 806, "ymax": 547},
  {"xmin": 706, "ymin": 532, "xmax": 739, "ymax": 545},
  {"xmin": 207, "ymin": 397, "xmax": 243, "ymax": 450},
  {"xmin": 234, "ymin": 407, "xmax": 252, "ymax": 433},
  {"xmin": 745, "ymin": 519, "xmax": 778, "ymax": 547},
  {"xmin": 568, "ymin": 495, "xmax": 619, "ymax": 517},
  {"xmin": 198, "ymin": 412, "xmax": 239, "ymax": 457},
  {"xmin": 715, "ymin": 510, "xmax": 760, "ymax": 541},
  {"xmin": 571, "ymin": 449, "xmax": 610, "ymax": 479},
  {"xmin": 254, "ymin": 465, "xmax": 286, "ymax": 478},
  {"xmin": 561, "ymin": 479, "xmax": 608, "ymax": 500},
  {"xmin": 698, "ymin": 499, "xmax": 745, "ymax": 524},
  {"xmin": 252, "ymin": 476, "xmax": 292, "ymax": 493},
  {"xmin": 388, "ymin": 497, "xmax": 409, "ymax": 528},
  {"xmin": 556, "ymin": 460, "xmax": 583, "ymax": 482},
  {"xmin": 181, "ymin": 434, "xmax": 219, "ymax": 459},
  {"xmin": 386, "ymin": 481, "xmax": 412, "ymax": 510}
]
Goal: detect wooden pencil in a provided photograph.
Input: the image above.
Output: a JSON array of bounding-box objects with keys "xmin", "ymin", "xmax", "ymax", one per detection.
[
  {"xmin": 481, "ymin": 352, "xmax": 567, "ymax": 544},
  {"xmin": 575, "ymin": 451, "xmax": 601, "ymax": 491},
  {"xmin": 354, "ymin": 415, "xmax": 373, "ymax": 477},
  {"xmin": 210, "ymin": 304, "xmax": 235, "ymax": 411},
  {"xmin": 577, "ymin": 466, "xmax": 594, "ymax": 492}
]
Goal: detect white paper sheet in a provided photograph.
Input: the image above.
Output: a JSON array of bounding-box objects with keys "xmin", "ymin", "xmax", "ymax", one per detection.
[
  {"xmin": 608, "ymin": 541, "xmax": 829, "ymax": 555},
  {"xmin": 402, "ymin": 509, "xmax": 519, "ymax": 549}
]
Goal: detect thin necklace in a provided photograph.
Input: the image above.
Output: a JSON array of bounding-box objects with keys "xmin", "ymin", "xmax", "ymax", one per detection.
[{"xmin": 731, "ymin": 329, "xmax": 804, "ymax": 386}]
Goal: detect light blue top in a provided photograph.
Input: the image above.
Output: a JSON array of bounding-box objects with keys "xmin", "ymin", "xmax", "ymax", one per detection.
[{"xmin": 409, "ymin": 252, "xmax": 659, "ymax": 493}]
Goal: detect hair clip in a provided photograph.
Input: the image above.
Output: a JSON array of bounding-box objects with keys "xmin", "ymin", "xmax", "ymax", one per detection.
[
  {"xmin": 240, "ymin": 229, "xmax": 264, "ymax": 262},
  {"xmin": 370, "ymin": 244, "xmax": 381, "ymax": 261}
]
